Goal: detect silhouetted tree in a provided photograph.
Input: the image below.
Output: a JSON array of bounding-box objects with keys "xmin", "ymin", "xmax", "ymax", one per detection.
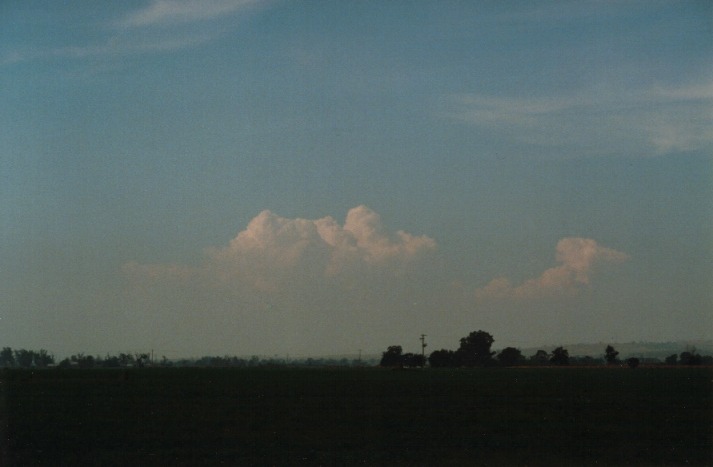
[
  {"xmin": 0, "ymin": 347, "xmax": 15, "ymax": 367},
  {"xmin": 211, "ymin": 356, "xmax": 229, "ymax": 367},
  {"xmin": 231, "ymin": 357, "xmax": 247, "ymax": 367},
  {"xmin": 14, "ymin": 349, "xmax": 34, "ymax": 368},
  {"xmin": 102, "ymin": 355, "xmax": 121, "ymax": 368},
  {"xmin": 34, "ymin": 349, "xmax": 54, "ymax": 367},
  {"xmin": 665, "ymin": 353, "xmax": 678, "ymax": 365},
  {"xmin": 428, "ymin": 349, "xmax": 456, "ymax": 368},
  {"xmin": 571, "ymin": 355, "xmax": 600, "ymax": 366},
  {"xmin": 625, "ymin": 357, "xmax": 640, "ymax": 368},
  {"xmin": 679, "ymin": 351, "xmax": 702, "ymax": 365},
  {"xmin": 605, "ymin": 345, "xmax": 620, "ymax": 365},
  {"xmin": 455, "ymin": 330, "xmax": 495, "ymax": 367},
  {"xmin": 80, "ymin": 355, "xmax": 95, "ymax": 368},
  {"xmin": 380, "ymin": 345, "xmax": 404, "ymax": 367},
  {"xmin": 17, "ymin": 349, "xmax": 45, "ymax": 367},
  {"xmin": 530, "ymin": 350, "xmax": 549, "ymax": 366},
  {"xmin": 549, "ymin": 346, "xmax": 569, "ymax": 365},
  {"xmin": 58, "ymin": 358, "xmax": 72, "ymax": 368},
  {"xmin": 497, "ymin": 347, "xmax": 524, "ymax": 367},
  {"xmin": 71, "ymin": 353, "xmax": 95, "ymax": 368},
  {"xmin": 402, "ymin": 353, "xmax": 426, "ymax": 368},
  {"xmin": 135, "ymin": 353, "xmax": 150, "ymax": 367},
  {"xmin": 118, "ymin": 353, "xmax": 134, "ymax": 367}
]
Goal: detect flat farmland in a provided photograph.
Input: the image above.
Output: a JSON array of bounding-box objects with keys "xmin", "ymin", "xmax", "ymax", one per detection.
[{"xmin": 2, "ymin": 367, "xmax": 711, "ymax": 465}]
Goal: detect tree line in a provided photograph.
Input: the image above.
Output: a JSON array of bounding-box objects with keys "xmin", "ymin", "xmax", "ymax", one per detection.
[
  {"xmin": 379, "ymin": 331, "xmax": 713, "ymax": 368},
  {"xmin": 1, "ymin": 338, "xmax": 710, "ymax": 369},
  {"xmin": 0, "ymin": 347, "xmax": 54, "ymax": 368},
  {"xmin": 0, "ymin": 347, "xmax": 377, "ymax": 369},
  {"xmin": 0, "ymin": 348, "xmax": 153, "ymax": 369}
]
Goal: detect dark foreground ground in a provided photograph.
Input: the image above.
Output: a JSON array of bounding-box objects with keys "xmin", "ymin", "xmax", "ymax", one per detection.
[{"xmin": 1, "ymin": 366, "xmax": 711, "ymax": 466}]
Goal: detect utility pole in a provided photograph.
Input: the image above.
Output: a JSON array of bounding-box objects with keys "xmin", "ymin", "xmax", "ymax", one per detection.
[{"xmin": 420, "ymin": 334, "xmax": 427, "ymax": 359}]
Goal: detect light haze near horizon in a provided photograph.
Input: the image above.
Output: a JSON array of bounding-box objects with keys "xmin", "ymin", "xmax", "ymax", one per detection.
[{"xmin": 1, "ymin": 1, "xmax": 711, "ymax": 359}]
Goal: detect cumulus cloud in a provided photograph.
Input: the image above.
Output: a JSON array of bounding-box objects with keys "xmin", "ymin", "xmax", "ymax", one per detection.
[
  {"xmin": 476, "ymin": 237, "xmax": 629, "ymax": 301},
  {"xmin": 125, "ymin": 205, "xmax": 437, "ymax": 293},
  {"xmin": 120, "ymin": 205, "xmax": 441, "ymax": 355},
  {"xmin": 121, "ymin": 216, "xmax": 634, "ymax": 355}
]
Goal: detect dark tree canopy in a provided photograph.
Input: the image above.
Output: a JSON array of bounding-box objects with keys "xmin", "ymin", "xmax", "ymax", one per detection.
[
  {"xmin": 530, "ymin": 350, "xmax": 550, "ymax": 365},
  {"xmin": 14, "ymin": 349, "xmax": 34, "ymax": 368},
  {"xmin": 605, "ymin": 345, "xmax": 620, "ymax": 365},
  {"xmin": 0, "ymin": 347, "xmax": 15, "ymax": 367},
  {"xmin": 497, "ymin": 347, "xmax": 524, "ymax": 367},
  {"xmin": 74, "ymin": 353, "xmax": 95, "ymax": 369},
  {"xmin": 428, "ymin": 349, "xmax": 456, "ymax": 368},
  {"xmin": 2, "ymin": 348, "xmax": 55, "ymax": 368},
  {"xmin": 679, "ymin": 351, "xmax": 702, "ymax": 365},
  {"xmin": 455, "ymin": 330, "xmax": 496, "ymax": 367},
  {"xmin": 549, "ymin": 346, "xmax": 570, "ymax": 365},
  {"xmin": 402, "ymin": 353, "xmax": 426, "ymax": 368},
  {"xmin": 379, "ymin": 345, "xmax": 404, "ymax": 367}
]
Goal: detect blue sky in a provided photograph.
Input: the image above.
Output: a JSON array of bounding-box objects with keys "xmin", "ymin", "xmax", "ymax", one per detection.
[{"xmin": 1, "ymin": 1, "xmax": 711, "ymax": 359}]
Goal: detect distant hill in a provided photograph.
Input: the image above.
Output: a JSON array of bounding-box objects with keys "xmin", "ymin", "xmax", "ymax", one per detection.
[{"xmin": 517, "ymin": 340, "xmax": 713, "ymax": 360}]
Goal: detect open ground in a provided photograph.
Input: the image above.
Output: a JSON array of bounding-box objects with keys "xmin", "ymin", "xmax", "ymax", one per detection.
[{"xmin": 2, "ymin": 366, "xmax": 711, "ymax": 465}]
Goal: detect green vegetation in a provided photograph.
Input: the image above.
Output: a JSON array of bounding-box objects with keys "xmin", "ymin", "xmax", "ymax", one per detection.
[{"xmin": 3, "ymin": 367, "xmax": 711, "ymax": 465}]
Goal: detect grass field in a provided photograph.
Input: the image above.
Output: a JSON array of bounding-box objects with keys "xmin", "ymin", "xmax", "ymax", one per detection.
[{"xmin": 2, "ymin": 366, "xmax": 711, "ymax": 465}]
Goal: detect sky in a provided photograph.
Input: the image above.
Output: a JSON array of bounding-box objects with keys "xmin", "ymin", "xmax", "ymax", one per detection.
[{"xmin": 1, "ymin": 1, "xmax": 711, "ymax": 359}]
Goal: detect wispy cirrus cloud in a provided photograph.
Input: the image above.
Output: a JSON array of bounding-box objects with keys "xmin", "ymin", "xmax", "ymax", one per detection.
[
  {"xmin": 117, "ymin": 0, "xmax": 265, "ymax": 29},
  {"xmin": 475, "ymin": 237, "xmax": 630, "ymax": 301},
  {"xmin": 2, "ymin": 32, "xmax": 222, "ymax": 66},
  {"xmin": 652, "ymin": 82, "xmax": 713, "ymax": 101},
  {"xmin": 2, "ymin": 0, "xmax": 269, "ymax": 65},
  {"xmin": 444, "ymin": 82, "xmax": 713, "ymax": 156}
]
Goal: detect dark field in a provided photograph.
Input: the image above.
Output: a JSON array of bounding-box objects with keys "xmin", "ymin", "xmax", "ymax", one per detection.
[{"xmin": 2, "ymin": 367, "xmax": 711, "ymax": 466}]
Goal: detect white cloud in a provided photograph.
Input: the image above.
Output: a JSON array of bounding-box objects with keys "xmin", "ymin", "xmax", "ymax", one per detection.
[
  {"xmin": 125, "ymin": 213, "xmax": 630, "ymax": 306},
  {"xmin": 121, "ymin": 215, "xmax": 636, "ymax": 355},
  {"xmin": 476, "ymin": 237, "xmax": 629, "ymax": 301},
  {"xmin": 120, "ymin": 206, "xmax": 440, "ymax": 355},
  {"xmin": 126, "ymin": 205, "xmax": 437, "ymax": 293}
]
